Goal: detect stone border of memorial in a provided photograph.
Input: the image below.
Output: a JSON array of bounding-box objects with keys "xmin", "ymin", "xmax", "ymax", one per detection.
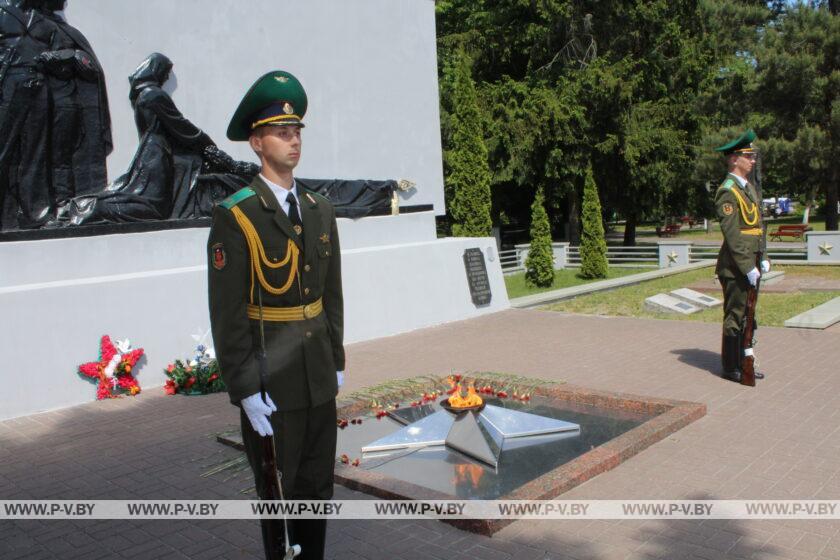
[{"xmin": 331, "ymin": 376, "xmax": 705, "ymax": 535}]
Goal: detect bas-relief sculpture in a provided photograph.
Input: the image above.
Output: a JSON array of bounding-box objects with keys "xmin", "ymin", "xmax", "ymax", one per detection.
[
  {"xmin": 0, "ymin": 2, "xmax": 398, "ymax": 232},
  {"xmin": 61, "ymin": 52, "xmax": 256, "ymax": 226},
  {"xmin": 0, "ymin": 0, "xmax": 110, "ymax": 229}
]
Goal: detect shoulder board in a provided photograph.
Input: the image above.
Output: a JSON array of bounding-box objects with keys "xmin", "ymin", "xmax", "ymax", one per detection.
[
  {"xmin": 219, "ymin": 187, "xmax": 256, "ymax": 209},
  {"xmin": 720, "ymin": 178, "xmax": 735, "ymax": 190},
  {"xmin": 300, "ymin": 188, "xmax": 328, "ymax": 205}
]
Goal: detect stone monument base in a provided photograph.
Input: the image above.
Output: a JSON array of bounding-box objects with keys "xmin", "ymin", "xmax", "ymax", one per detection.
[{"xmin": 0, "ymin": 212, "xmax": 508, "ymax": 420}]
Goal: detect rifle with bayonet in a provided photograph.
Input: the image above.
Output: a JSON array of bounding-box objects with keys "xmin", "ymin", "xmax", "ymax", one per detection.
[
  {"xmin": 739, "ymin": 252, "xmax": 761, "ymax": 387},
  {"xmin": 256, "ymin": 287, "xmax": 301, "ymax": 559}
]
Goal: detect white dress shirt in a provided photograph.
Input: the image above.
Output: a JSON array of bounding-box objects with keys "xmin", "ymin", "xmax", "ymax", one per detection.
[
  {"xmin": 728, "ymin": 172, "xmax": 748, "ymax": 190},
  {"xmin": 259, "ymin": 174, "xmax": 298, "ymax": 216}
]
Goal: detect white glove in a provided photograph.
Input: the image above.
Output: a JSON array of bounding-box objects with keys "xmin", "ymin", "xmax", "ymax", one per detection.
[
  {"xmin": 241, "ymin": 392, "xmax": 277, "ymax": 436},
  {"xmin": 747, "ymin": 267, "xmax": 760, "ymax": 287},
  {"xmin": 760, "ymin": 260, "xmax": 770, "ymax": 273},
  {"xmin": 336, "ymin": 370, "xmax": 344, "ymax": 388}
]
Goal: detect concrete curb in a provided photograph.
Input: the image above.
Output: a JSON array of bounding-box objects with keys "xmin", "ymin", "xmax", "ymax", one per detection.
[
  {"xmin": 784, "ymin": 296, "xmax": 840, "ymax": 329},
  {"xmin": 510, "ymin": 261, "xmax": 715, "ymax": 309}
]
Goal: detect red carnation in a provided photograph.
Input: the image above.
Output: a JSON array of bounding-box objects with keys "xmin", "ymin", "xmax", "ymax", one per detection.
[
  {"xmin": 100, "ymin": 336, "xmax": 117, "ymax": 362},
  {"xmin": 164, "ymin": 379, "xmax": 177, "ymax": 395},
  {"xmin": 96, "ymin": 380, "xmax": 113, "ymax": 400},
  {"xmin": 78, "ymin": 363, "xmax": 101, "ymax": 379}
]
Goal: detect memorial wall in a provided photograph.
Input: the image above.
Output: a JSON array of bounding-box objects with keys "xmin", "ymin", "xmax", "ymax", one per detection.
[{"xmin": 0, "ymin": 0, "xmax": 509, "ymax": 420}]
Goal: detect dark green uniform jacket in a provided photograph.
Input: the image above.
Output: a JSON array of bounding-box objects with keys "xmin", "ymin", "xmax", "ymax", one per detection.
[
  {"xmin": 715, "ymin": 174, "xmax": 766, "ymax": 279},
  {"xmin": 207, "ymin": 176, "xmax": 344, "ymax": 411}
]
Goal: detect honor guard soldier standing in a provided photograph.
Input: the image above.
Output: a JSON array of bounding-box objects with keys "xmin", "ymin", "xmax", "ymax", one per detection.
[
  {"xmin": 713, "ymin": 129, "xmax": 769, "ymax": 383},
  {"xmin": 208, "ymin": 71, "xmax": 344, "ymax": 559}
]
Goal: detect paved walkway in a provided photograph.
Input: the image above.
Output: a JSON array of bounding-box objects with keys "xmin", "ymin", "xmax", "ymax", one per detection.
[{"xmin": 2, "ymin": 309, "xmax": 840, "ymax": 560}]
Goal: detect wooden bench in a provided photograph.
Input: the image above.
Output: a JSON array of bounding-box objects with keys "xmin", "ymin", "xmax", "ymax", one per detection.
[
  {"xmin": 769, "ymin": 224, "xmax": 811, "ymax": 241},
  {"xmin": 656, "ymin": 224, "xmax": 682, "ymax": 237}
]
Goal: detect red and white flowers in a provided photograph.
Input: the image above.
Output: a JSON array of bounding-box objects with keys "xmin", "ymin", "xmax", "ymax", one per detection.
[{"xmin": 78, "ymin": 336, "xmax": 144, "ymax": 399}]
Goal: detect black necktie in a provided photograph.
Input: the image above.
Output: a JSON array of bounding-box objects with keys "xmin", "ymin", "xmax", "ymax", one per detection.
[{"xmin": 287, "ymin": 192, "xmax": 304, "ymax": 244}]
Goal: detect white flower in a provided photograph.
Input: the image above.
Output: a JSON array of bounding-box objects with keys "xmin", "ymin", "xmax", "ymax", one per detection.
[
  {"xmin": 200, "ymin": 347, "xmax": 216, "ymax": 364},
  {"xmin": 116, "ymin": 339, "xmax": 132, "ymax": 353},
  {"xmin": 104, "ymin": 354, "xmax": 122, "ymax": 378}
]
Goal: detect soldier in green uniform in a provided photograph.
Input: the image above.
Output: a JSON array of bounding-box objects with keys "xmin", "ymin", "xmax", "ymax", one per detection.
[
  {"xmin": 714, "ymin": 129, "xmax": 769, "ymax": 383},
  {"xmin": 207, "ymin": 71, "xmax": 344, "ymax": 559}
]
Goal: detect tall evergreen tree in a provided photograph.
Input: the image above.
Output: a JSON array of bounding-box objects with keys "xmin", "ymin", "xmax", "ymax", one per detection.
[
  {"xmin": 445, "ymin": 49, "xmax": 493, "ymax": 237},
  {"xmin": 754, "ymin": 3, "xmax": 839, "ymax": 230},
  {"xmin": 579, "ymin": 164, "xmax": 608, "ymax": 279},
  {"xmin": 525, "ymin": 188, "xmax": 555, "ymax": 288}
]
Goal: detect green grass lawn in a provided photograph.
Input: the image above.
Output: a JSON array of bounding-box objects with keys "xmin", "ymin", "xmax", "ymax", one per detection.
[
  {"xmin": 546, "ymin": 265, "xmax": 840, "ymax": 327},
  {"xmin": 505, "ymin": 267, "xmax": 649, "ymax": 299}
]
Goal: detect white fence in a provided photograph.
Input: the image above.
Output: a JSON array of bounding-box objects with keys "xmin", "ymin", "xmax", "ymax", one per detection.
[
  {"xmin": 568, "ymin": 246, "xmax": 658, "ymax": 267},
  {"xmin": 689, "ymin": 245, "xmax": 808, "ymax": 263},
  {"xmin": 503, "ymin": 242, "xmax": 809, "ymax": 274}
]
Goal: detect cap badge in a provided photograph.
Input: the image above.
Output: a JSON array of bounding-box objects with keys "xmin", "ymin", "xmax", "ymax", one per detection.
[
  {"xmin": 282, "ymin": 102, "xmax": 294, "ymax": 115},
  {"xmin": 274, "ymin": 75, "xmax": 289, "ymax": 83}
]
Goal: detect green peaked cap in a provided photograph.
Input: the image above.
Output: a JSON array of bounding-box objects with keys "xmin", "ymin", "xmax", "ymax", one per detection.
[
  {"xmin": 226, "ymin": 70, "xmax": 308, "ymax": 141},
  {"xmin": 714, "ymin": 129, "xmax": 757, "ymax": 155}
]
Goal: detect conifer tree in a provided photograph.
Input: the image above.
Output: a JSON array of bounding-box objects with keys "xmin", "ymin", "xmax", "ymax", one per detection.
[
  {"xmin": 579, "ymin": 165, "xmax": 608, "ymax": 279},
  {"xmin": 446, "ymin": 50, "xmax": 493, "ymax": 237},
  {"xmin": 525, "ymin": 188, "xmax": 554, "ymax": 288}
]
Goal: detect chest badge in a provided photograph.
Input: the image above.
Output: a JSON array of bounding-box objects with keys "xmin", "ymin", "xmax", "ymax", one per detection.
[
  {"xmin": 319, "ymin": 233, "xmax": 330, "ymax": 244},
  {"xmin": 293, "ymin": 225, "xmax": 303, "ymax": 235}
]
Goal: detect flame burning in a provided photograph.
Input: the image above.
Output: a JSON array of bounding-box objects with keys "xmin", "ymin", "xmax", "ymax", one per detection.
[
  {"xmin": 452, "ymin": 463, "xmax": 484, "ymax": 488},
  {"xmin": 448, "ymin": 382, "xmax": 483, "ymax": 408}
]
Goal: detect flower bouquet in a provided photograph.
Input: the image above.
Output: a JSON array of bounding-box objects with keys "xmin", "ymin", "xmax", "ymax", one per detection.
[{"xmin": 164, "ymin": 345, "xmax": 225, "ymax": 395}]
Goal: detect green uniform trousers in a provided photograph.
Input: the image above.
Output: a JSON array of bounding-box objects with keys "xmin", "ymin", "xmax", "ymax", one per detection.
[
  {"xmin": 720, "ymin": 275, "xmax": 749, "ymax": 337},
  {"xmin": 240, "ymin": 398, "xmax": 337, "ymax": 559}
]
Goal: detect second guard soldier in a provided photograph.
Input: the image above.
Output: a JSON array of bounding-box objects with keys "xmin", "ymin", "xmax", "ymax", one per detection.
[
  {"xmin": 208, "ymin": 71, "xmax": 344, "ymax": 559},
  {"xmin": 713, "ymin": 129, "xmax": 769, "ymax": 383}
]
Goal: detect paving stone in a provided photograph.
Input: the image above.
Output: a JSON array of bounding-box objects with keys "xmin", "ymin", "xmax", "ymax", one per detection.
[{"xmin": 2, "ymin": 311, "xmax": 840, "ymax": 559}]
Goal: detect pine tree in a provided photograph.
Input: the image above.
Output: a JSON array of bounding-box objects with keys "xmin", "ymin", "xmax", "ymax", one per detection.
[
  {"xmin": 579, "ymin": 165, "xmax": 608, "ymax": 279},
  {"xmin": 525, "ymin": 188, "xmax": 554, "ymax": 288},
  {"xmin": 446, "ymin": 50, "xmax": 493, "ymax": 238}
]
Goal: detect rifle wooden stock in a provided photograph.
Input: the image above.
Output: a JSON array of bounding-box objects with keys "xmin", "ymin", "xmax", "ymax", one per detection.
[{"xmin": 739, "ymin": 255, "xmax": 762, "ymax": 387}]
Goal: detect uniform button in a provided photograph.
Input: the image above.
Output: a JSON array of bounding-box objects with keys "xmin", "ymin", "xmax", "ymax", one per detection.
[
  {"xmin": 304, "ymin": 287, "xmax": 310, "ymax": 295},
  {"xmin": 272, "ymin": 257, "xmax": 278, "ymax": 262},
  {"xmin": 304, "ymin": 264, "xmax": 311, "ymax": 272},
  {"xmin": 305, "ymin": 331, "xmax": 312, "ymax": 338}
]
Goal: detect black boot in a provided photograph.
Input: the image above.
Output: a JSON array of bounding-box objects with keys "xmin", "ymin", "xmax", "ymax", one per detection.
[{"xmin": 721, "ymin": 334, "xmax": 742, "ymax": 382}]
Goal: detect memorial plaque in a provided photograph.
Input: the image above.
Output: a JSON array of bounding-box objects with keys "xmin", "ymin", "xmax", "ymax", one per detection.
[
  {"xmin": 670, "ymin": 288, "xmax": 721, "ymax": 309},
  {"xmin": 644, "ymin": 293, "xmax": 701, "ymax": 315},
  {"xmin": 463, "ymin": 248, "xmax": 492, "ymax": 306}
]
